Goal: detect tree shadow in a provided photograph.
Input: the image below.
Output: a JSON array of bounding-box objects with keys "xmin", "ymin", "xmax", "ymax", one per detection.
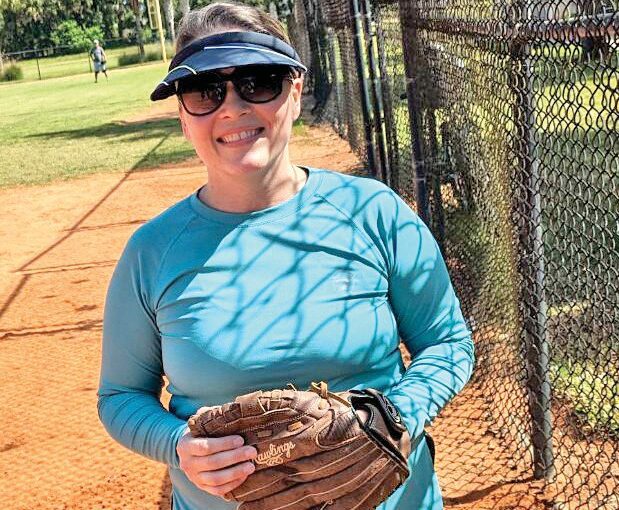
[
  {"xmin": 23, "ymin": 116, "xmax": 200, "ymax": 170},
  {"xmin": 443, "ymin": 477, "xmax": 538, "ymax": 506},
  {"xmin": 24, "ymin": 117, "xmax": 182, "ymax": 144}
]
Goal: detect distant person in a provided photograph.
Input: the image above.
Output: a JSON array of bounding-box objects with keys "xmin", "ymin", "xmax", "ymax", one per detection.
[{"xmin": 90, "ymin": 39, "xmax": 108, "ymax": 83}]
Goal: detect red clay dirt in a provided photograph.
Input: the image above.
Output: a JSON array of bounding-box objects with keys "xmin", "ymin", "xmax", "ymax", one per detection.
[{"xmin": 1, "ymin": 99, "xmax": 558, "ymax": 509}]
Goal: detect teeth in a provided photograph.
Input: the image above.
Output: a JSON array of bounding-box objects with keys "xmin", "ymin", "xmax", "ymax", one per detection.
[{"xmin": 221, "ymin": 128, "xmax": 261, "ymax": 143}]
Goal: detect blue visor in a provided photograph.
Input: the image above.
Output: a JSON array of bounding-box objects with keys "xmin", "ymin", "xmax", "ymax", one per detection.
[{"xmin": 150, "ymin": 31, "xmax": 307, "ymax": 101}]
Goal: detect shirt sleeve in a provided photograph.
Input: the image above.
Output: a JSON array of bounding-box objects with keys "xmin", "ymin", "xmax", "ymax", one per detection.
[
  {"xmin": 97, "ymin": 235, "xmax": 187, "ymax": 468},
  {"xmin": 382, "ymin": 192, "xmax": 475, "ymax": 441}
]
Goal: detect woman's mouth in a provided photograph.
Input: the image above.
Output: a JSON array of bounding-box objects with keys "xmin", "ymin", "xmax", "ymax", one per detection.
[{"xmin": 217, "ymin": 128, "xmax": 265, "ymax": 145}]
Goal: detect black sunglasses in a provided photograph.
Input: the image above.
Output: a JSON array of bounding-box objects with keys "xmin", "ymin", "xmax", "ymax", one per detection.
[{"xmin": 176, "ymin": 65, "xmax": 296, "ymax": 116}]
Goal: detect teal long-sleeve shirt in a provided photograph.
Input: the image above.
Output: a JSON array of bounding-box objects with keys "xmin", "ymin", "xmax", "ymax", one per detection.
[{"xmin": 98, "ymin": 167, "xmax": 474, "ymax": 510}]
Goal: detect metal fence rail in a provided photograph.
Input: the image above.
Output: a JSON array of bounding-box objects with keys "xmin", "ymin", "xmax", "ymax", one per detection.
[{"xmin": 290, "ymin": 0, "xmax": 619, "ymax": 507}]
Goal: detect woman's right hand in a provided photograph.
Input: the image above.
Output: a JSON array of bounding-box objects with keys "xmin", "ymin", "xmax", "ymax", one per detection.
[{"xmin": 177, "ymin": 428, "xmax": 258, "ymax": 499}]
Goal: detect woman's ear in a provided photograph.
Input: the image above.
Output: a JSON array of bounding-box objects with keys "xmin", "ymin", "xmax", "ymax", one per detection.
[
  {"xmin": 178, "ymin": 103, "xmax": 192, "ymax": 141},
  {"xmin": 291, "ymin": 76, "xmax": 304, "ymax": 121}
]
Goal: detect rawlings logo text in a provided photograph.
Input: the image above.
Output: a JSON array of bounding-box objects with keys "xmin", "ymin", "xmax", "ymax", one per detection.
[{"xmin": 255, "ymin": 441, "xmax": 296, "ymax": 466}]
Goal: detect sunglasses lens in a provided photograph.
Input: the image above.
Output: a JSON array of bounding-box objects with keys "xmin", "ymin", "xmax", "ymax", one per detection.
[
  {"xmin": 236, "ymin": 71, "xmax": 285, "ymax": 103},
  {"xmin": 179, "ymin": 80, "xmax": 225, "ymax": 115}
]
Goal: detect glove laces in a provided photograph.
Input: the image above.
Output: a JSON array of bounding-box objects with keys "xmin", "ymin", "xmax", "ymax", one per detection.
[{"xmin": 309, "ymin": 381, "xmax": 350, "ymax": 406}]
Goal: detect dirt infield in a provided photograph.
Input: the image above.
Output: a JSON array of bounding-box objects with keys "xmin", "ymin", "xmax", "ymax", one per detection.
[{"xmin": 0, "ymin": 102, "xmax": 553, "ymax": 509}]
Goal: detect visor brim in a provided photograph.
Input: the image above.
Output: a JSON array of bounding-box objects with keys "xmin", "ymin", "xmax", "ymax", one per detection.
[{"xmin": 150, "ymin": 45, "xmax": 306, "ymax": 101}]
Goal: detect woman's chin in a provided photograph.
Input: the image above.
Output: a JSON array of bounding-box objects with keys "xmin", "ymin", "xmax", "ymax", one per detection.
[{"xmin": 228, "ymin": 156, "xmax": 273, "ymax": 175}]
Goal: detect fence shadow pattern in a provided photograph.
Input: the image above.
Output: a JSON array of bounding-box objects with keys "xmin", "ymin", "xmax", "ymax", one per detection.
[{"xmin": 290, "ymin": 0, "xmax": 619, "ymax": 508}]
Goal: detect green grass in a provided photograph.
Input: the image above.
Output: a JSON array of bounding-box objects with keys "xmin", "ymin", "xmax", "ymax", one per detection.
[
  {"xmin": 551, "ymin": 359, "xmax": 619, "ymax": 434},
  {"xmin": 292, "ymin": 118, "xmax": 309, "ymax": 137},
  {"xmin": 537, "ymin": 72, "xmax": 619, "ymax": 133},
  {"xmin": 0, "ymin": 62, "xmax": 194, "ymax": 187},
  {"xmin": 7, "ymin": 42, "xmax": 175, "ymax": 82},
  {"xmin": 443, "ymin": 208, "xmax": 519, "ymax": 329},
  {"xmin": 0, "ymin": 63, "xmax": 310, "ymax": 188}
]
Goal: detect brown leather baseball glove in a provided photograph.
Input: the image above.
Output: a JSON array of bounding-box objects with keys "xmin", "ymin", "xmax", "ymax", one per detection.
[{"xmin": 187, "ymin": 381, "xmax": 411, "ymax": 510}]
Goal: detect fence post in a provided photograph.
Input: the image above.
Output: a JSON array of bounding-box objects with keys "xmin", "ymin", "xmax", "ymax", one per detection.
[
  {"xmin": 35, "ymin": 48, "xmax": 42, "ymax": 80},
  {"xmin": 397, "ymin": 0, "xmax": 430, "ymax": 224},
  {"xmin": 510, "ymin": 35, "xmax": 555, "ymax": 481},
  {"xmin": 374, "ymin": 13, "xmax": 399, "ymax": 192},
  {"xmin": 426, "ymin": 108, "xmax": 446, "ymax": 255},
  {"xmin": 350, "ymin": 0, "xmax": 378, "ymax": 178},
  {"xmin": 301, "ymin": 0, "xmax": 331, "ymax": 114},
  {"xmin": 361, "ymin": 0, "xmax": 390, "ymax": 185},
  {"xmin": 326, "ymin": 29, "xmax": 345, "ymax": 138}
]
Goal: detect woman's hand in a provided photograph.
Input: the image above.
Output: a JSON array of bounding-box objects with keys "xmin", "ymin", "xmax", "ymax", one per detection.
[{"xmin": 177, "ymin": 428, "xmax": 257, "ymax": 499}]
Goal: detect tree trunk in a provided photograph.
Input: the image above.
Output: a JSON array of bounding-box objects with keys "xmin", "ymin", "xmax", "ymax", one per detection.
[
  {"xmin": 179, "ymin": 0, "xmax": 190, "ymax": 19},
  {"xmin": 268, "ymin": 2, "xmax": 279, "ymax": 19},
  {"xmin": 132, "ymin": 0, "xmax": 146, "ymax": 59},
  {"xmin": 0, "ymin": 16, "xmax": 4, "ymax": 74},
  {"xmin": 162, "ymin": 0, "xmax": 175, "ymax": 41}
]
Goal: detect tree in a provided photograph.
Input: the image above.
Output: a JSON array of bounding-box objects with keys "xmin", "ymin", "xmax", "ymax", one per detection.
[
  {"xmin": 0, "ymin": 7, "xmax": 5, "ymax": 73},
  {"xmin": 162, "ymin": 0, "xmax": 175, "ymax": 41},
  {"xmin": 50, "ymin": 19, "xmax": 104, "ymax": 51},
  {"xmin": 100, "ymin": 0, "xmax": 124, "ymax": 38},
  {"xmin": 192, "ymin": 0, "xmax": 269, "ymax": 9},
  {"xmin": 178, "ymin": 0, "xmax": 189, "ymax": 19},
  {"xmin": 0, "ymin": 0, "xmax": 9, "ymax": 70},
  {"xmin": 0, "ymin": 0, "xmax": 46, "ymax": 52},
  {"xmin": 0, "ymin": 0, "xmax": 117, "ymax": 53},
  {"xmin": 130, "ymin": 0, "xmax": 145, "ymax": 59}
]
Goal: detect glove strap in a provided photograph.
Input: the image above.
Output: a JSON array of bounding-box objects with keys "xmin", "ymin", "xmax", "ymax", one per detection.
[
  {"xmin": 349, "ymin": 389, "xmax": 407, "ymax": 438},
  {"xmin": 349, "ymin": 389, "xmax": 410, "ymax": 466}
]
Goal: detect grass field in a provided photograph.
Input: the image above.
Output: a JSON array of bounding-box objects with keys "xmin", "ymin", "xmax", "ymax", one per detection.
[
  {"xmin": 0, "ymin": 62, "xmax": 309, "ymax": 188},
  {"xmin": 551, "ymin": 359, "xmax": 619, "ymax": 433},
  {"xmin": 6, "ymin": 42, "xmax": 176, "ymax": 82},
  {"xmin": 0, "ymin": 62, "xmax": 195, "ymax": 187}
]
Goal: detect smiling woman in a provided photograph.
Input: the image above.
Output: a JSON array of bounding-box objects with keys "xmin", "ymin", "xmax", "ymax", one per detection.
[
  {"xmin": 149, "ymin": 8, "xmax": 308, "ymax": 214},
  {"xmin": 97, "ymin": 3, "xmax": 475, "ymax": 510}
]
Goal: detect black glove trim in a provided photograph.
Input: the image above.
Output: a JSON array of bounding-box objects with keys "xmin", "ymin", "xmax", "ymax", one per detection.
[
  {"xmin": 348, "ymin": 389, "xmax": 407, "ymax": 438},
  {"xmin": 348, "ymin": 389, "xmax": 409, "ymax": 466}
]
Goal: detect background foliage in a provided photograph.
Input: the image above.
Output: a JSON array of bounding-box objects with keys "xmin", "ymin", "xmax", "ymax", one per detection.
[
  {"xmin": 0, "ymin": 0, "xmax": 289, "ymax": 56},
  {"xmin": 50, "ymin": 19, "xmax": 105, "ymax": 52}
]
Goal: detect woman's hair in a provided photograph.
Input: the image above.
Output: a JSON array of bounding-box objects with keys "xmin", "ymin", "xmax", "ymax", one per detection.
[{"xmin": 175, "ymin": 1, "xmax": 290, "ymax": 52}]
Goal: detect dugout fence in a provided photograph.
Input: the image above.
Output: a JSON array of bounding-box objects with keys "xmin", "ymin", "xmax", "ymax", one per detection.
[{"xmin": 289, "ymin": 0, "xmax": 619, "ymax": 508}]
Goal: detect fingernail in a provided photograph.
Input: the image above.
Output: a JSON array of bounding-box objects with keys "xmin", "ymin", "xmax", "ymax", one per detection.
[
  {"xmin": 245, "ymin": 463, "xmax": 255, "ymax": 474},
  {"xmin": 234, "ymin": 436, "xmax": 244, "ymax": 447}
]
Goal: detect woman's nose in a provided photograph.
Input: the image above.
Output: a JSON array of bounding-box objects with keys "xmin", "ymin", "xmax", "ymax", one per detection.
[{"xmin": 216, "ymin": 81, "xmax": 250, "ymax": 117}]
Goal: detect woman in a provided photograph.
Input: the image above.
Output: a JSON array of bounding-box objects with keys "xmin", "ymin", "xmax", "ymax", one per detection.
[{"xmin": 97, "ymin": 3, "xmax": 475, "ymax": 510}]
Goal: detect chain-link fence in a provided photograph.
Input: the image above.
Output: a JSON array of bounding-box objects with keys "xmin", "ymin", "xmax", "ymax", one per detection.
[{"xmin": 290, "ymin": 0, "xmax": 619, "ymax": 508}]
